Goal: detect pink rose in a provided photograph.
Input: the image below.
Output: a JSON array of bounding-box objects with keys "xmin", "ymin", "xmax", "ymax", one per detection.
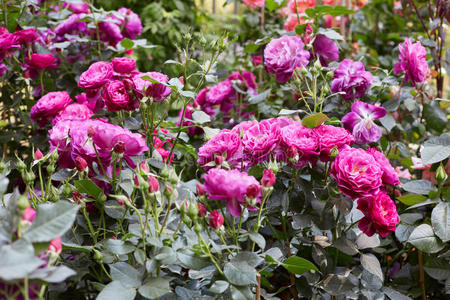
[
  {"xmin": 98, "ymin": 21, "xmax": 123, "ymax": 46},
  {"xmin": 197, "ymin": 129, "xmax": 243, "ymax": 170},
  {"xmin": 52, "ymin": 103, "xmax": 93, "ymax": 125},
  {"xmin": 357, "ymin": 191, "xmax": 399, "ymax": 237},
  {"xmin": 261, "ymin": 169, "xmax": 276, "ymax": 187},
  {"xmin": 112, "ymin": 57, "xmax": 136, "ymax": 74},
  {"xmin": 103, "ymin": 80, "xmax": 136, "ymax": 112},
  {"xmin": 14, "ymin": 28, "xmax": 38, "ymax": 44},
  {"xmin": 242, "ymin": 119, "xmax": 280, "ymax": 165},
  {"xmin": 209, "ymin": 210, "xmax": 224, "ymax": 230},
  {"xmin": 252, "ymin": 56, "xmax": 262, "ymax": 66},
  {"xmin": 78, "ymin": 61, "xmax": 113, "ymax": 90},
  {"xmin": 203, "ymin": 168, "xmax": 261, "ymax": 217},
  {"xmin": 21, "ymin": 206, "xmax": 36, "ymax": 223},
  {"xmin": 242, "ymin": 0, "xmax": 265, "ymax": 9},
  {"xmin": 25, "ymin": 53, "xmax": 59, "ymax": 69},
  {"xmin": 330, "ymin": 147, "xmax": 383, "ymax": 199},
  {"xmin": 366, "ymin": 147, "xmax": 401, "ymax": 186},
  {"xmin": 132, "ymin": 72, "xmax": 172, "ymax": 102},
  {"xmin": 288, "ymin": 0, "xmax": 315, "ymax": 13},
  {"xmin": 313, "ymin": 125, "xmax": 354, "ymax": 161},
  {"xmin": 280, "ymin": 123, "xmax": 318, "ymax": 158},
  {"xmin": 117, "ymin": 8, "xmax": 143, "ymax": 40},
  {"xmin": 206, "ymin": 80, "xmax": 234, "ymax": 104},
  {"xmin": 31, "ymin": 91, "xmax": 73, "ymax": 127}
]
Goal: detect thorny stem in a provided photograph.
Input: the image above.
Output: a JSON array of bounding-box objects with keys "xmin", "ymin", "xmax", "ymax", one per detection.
[{"xmin": 418, "ymin": 250, "xmax": 426, "ymax": 300}]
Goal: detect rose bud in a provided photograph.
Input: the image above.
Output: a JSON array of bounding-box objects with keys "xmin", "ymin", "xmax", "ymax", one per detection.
[
  {"xmin": 196, "ymin": 184, "xmax": 206, "ymax": 196},
  {"xmin": 75, "ymin": 156, "xmax": 88, "ymax": 172},
  {"xmin": 208, "ymin": 209, "xmax": 224, "ymax": 230},
  {"xmin": 246, "ymin": 184, "xmax": 261, "ymax": 199},
  {"xmin": 148, "ymin": 175, "xmax": 159, "ymax": 193},
  {"xmin": 197, "ymin": 202, "xmax": 207, "ymax": 217},
  {"xmin": 305, "ymin": 24, "xmax": 313, "ymax": 35},
  {"xmin": 261, "ymin": 169, "xmax": 276, "ymax": 187},
  {"xmin": 21, "ymin": 206, "xmax": 36, "ymax": 223},
  {"xmin": 113, "ymin": 141, "xmax": 125, "ymax": 154},
  {"xmin": 34, "ymin": 148, "xmax": 43, "ymax": 160},
  {"xmin": 214, "ymin": 155, "xmax": 223, "ymax": 166},
  {"xmin": 48, "ymin": 237, "xmax": 62, "ymax": 255},
  {"xmin": 88, "ymin": 126, "xmax": 96, "ymax": 137}
]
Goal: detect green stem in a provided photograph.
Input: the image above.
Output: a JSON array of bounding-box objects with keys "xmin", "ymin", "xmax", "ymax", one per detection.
[
  {"xmin": 37, "ymin": 164, "xmax": 45, "ymax": 201},
  {"xmin": 252, "ymin": 189, "xmax": 272, "ymax": 251},
  {"xmin": 82, "ymin": 207, "xmax": 97, "ymax": 244},
  {"xmin": 159, "ymin": 195, "xmax": 173, "ymax": 235}
]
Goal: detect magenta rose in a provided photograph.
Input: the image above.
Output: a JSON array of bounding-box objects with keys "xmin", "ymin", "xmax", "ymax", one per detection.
[
  {"xmin": 117, "ymin": 8, "xmax": 143, "ymax": 39},
  {"xmin": 394, "ymin": 38, "xmax": 429, "ymax": 86},
  {"xmin": 78, "ymin": 61, "xmax": 113, "ymax": 90},
  {"xmin": 264, "ymin": 35, "xmax": 310, "ymax": 82},
  {"xmin": 52, "ymin": 103, "xmax": 93, "ymax": 125},
  {"xmin": 357, "ymin": 191, "xmax": 399, "ymax": 237},
  {"xmin": 313, "ymin": 125, "xmax": 354, "ymax": 161},
  {"xmin": 312, "ymin": 34, "xmax": 339, "ymax": 66},
  {"xmin": 25, "ymin": 53, "xmax": 59, "ymax": 69},
  {"xmin": 366, "ymin": 147, "xmax": 401, "ymax": 186},
  {"xmin": 206, "ymin": 80, "xmax": 234, "ymax": 104},
  {"xmin": 132, "ymin": 72, "xmax": 172, "ymax": 102},
  {"xmin": 330, "ymin": 147, "xmax": 383, "ymax": 199},
  {"xmin": 280, "ymin": 123, "xmax": 318, "ymax": 158},
  {"xmin": 98, "ymin": 21, "xmax": 123, "ymax": 46},
  {"xmin": 198, "ymin": 129, "xmax": 243, "ymax": 170},
  {"xmin": 242, "ymin": 119, "xmax": 280, "ymax": 164},
  {"xmin": 31, "ymin": 91, "xmax": 73, "ymax": 127},
  {"xmin": 331, "ymin": 59, "xmax": 373, "ymax": 101},
  {"xmin": 112, "ymin": 57, "xmax": 136, "ymax": 74},
  {"xmin": 54, "ymin": 13, "xmax": 88, "ymax": 37},
  {"xmin": 203, "ymin": 168, "xmax": 261, "ymax": 217},
  {"xmin": 103, "ymin": 80, "xmax": 136, "ymax": 112},
  {"xmin": 14, "ymin": 28, "xmax": 38, "ymax": 44}
]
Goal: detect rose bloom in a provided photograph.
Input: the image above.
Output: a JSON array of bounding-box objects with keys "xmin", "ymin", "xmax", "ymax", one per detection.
[
  {"xmin": 54, "ymin": 13, "xmax": 88, "ymax": 37},
  {"xmin": 25, "ymin": 53, "xmax": 59, "ymax": 69},
  {"xmin": 330, "ymin": 146, "xmax": 383, "ymax": 199},
  {"xmin": 288, "ymin": 0, "xmax": 315, "ymax": 13},
  {"xmin": 331, "ymin": 59, "xmax": 373, "ymax": 100},
  {"xmin": 112, "ymin": 57, "xmax": 136, "ymax": 74},
  {"xmin": 132, "ymin": 72, "xmax": 172, "ymax": 102},
  {"xmin": 203, "ymin": 168, "xmax": 261, "ymax": 217},
  {"xmin": 117, "ymin": 7, "xmax": 143, "ymax": 39},
  {"xmin": 78, "ymin": 61, "xmax": 113, "ymax": 90},
  {"xmin": 313, "ymin": 125, "xmax": 354, "ymax": 160},
  {"xmin": 228, "ymin": 70, "xmax": 258, "ymax": 91},
  {"xmin": 14, "ymin": 28, "xmax": 38, "ymax": 44},
  {"xmin": 395, "ymin": 166, "xmax": 411, "ymax": 180},
  {"xmin": 280, "ymin": 123, "xmax": 318, "ymax": 159},
  {"xmin": 357, "ymin": 191, "xmax": 399, "ymax": 237},
  {"xmin": 264, "ymin": 35, "xmax": 310, "ymax": 82},
  {"xmin": 242, "ymin": 119, "xmax": 280, "ymax": 164},
  {"xmin": 312, "ymin": 34, "xmax": 339, "ymax": 66},
  {"xmin": 197, "ymin": 129, "xmax": 243, "ymax": 170},
  {"xmin": 283, "ymin": 15, "xmax": 311, "ymax": 33},
  {"xmin": 206, "ymin": 80, "xmax": 234, "ymax": 104},
  {"xmin": 52, "ymin": 103, "xmax": 93, "ymax": 125},
  {"xmin": 64, "ymin": 1, "xmax": 90, "ymax": 13},
  {"xmin": 252, "ymin": 55, "xmax": 262, "ymax": 66},
  {"xmin": 367, "ymin": 147, "xmax": 401, "ymax": 186},
  {"xmin": 103, "ymin": 80, "xmax": 137, "ymax": 112},
  {"xmin": 177, "ymin": 103, "xmax": 203, "ymax": 137},
  {"xmin": 341, "ymin": 100, "xmax": 386, "ymax": 144},
  {"xmin": 31, "ymin": 91, "xmax": 73, "ymax": 127},
  {"xmin": 242, "ymin": 0, "xmax": 265, "ymax": 9},
  {"xmin": 394, "ymin": 38, "xmax": 429, "ymax": 86},
  {"xmin": 98, "ymin": 21, "xmax": 123, "ymax": 46}
]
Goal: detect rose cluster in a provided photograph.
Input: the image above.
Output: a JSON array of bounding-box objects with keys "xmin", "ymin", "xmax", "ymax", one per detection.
[
  {"xmin": 331, "ymin": 146, "xmax": 400, "ymax": 237},
  {"xmin": 198, "ymin": 117, "xmax": 355, "ymax": 170},
  {"xmin": 177, "ymin": 70, "xmax": 258, "ymax": 136}
]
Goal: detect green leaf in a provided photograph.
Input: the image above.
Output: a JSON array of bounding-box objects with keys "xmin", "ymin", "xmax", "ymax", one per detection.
[
  {"xmin": 248, "ymin": 89, "xmax": 271, "ymax": 105},
  {"xmin": 266, "ymin": 0, "xmax": 285, "ymax": 12},
  {"xmin": 0, "ymin": 245, "xmax": 45, "ymax": 281},
  {"xmin": 248, "ymin": 232, "xmax": 266, "ymax": 250},
  {"xmin": 29, "ymin": 266, "xmax": 76, "ymax": 283},
  {"xmin": 379, "ymin": 114, "xmax": 396, "ymax": 132},
  {"xmin": 224, "ymin": 260, "xmax": 257, "ymax": 286},
  {"xmin": 209, "ymin": 280, "xmax": 229, "ymax": 294},
  {"xmin": 97, "ymin": 281, "xmax": 136, "ymax": 300},
  {"xmin": 402, "ymin": 180, "xmax": 436, "ymax": 195},
  {"xmin": 231, "ymin": 251, "xmax": 264, "ymax": 268},
  {"xmin": 421, "ymin": 133, "xmax": 450, "ymax": 164},
  {"xmin": 230, "ymin": 285, "xmax": 254, "ymax": 300},
  {"xmin": 317, "ymin": 28, "xmax": 344, "ymax": 40},
  {"xmin": 423, "ymin": 101, "xmax": 447, "ymax": 132},
  {"xmin": 431, "ymin": 202, "xmax": 450, "ymax": 242},
  {"xmin": 408, "ymin": 224, "xmax": 445, "ymax": 254},
  {"xmin": 397, "ymin": 194, "xmax": 428, "ymax": 206},
  {"xmin": 302, "ymin": 113, "xmax": 329, "ymax": 129},
  {"xmin": 23, "ymin": 201, "xmax": 79, "ymax": 243},
  {"xmin": 361, "ymin": 253, "xmax": 383, "ymax": 282},
  {"xmin": 74, "ymin": 179, "xmax": 105, "ymax": 201},
  {"xmin": 138, "ymin": 277, "xmax": 171, "ymax": 299},
  {"xmin": 424, "ymin": 258, "xmax": 450, "ymax": 280},
  {"xmin": 192, "ymin": 111, "xmax": 211, "ymax": 124},
  {"xmin": 244, "ymin": 43, "xmax": 259, "ymax": 53},
  {"xmin": 120, "ymin": 38, "xmax": 134, "ymax": 50},
  {"xmin": 104, "ymin": 239, "xmax": 135, "ymax": 255},
  {"xmin": 110, "ymin": 262, "xmax": 142, "ymax": 288},
  {"xmin": 356, "ymin": 233, "xmax": 380, "ymax": 250},
  {"xmin": 282, "ymin": 256, "xmax": 318, "ymax": 275},
  {"xmin": 295, "ymin": 24, "xmax": 308, "ymax": 35}
]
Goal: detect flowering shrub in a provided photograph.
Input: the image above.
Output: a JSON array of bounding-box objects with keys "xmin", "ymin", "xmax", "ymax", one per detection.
[{"xmin": 0, "ymin": 0, "xmax": 448, "ymax": 299}]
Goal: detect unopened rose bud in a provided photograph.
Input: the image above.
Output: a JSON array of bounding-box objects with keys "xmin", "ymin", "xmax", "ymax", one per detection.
[
  {"xmin": 187, "ymin": 201, "xmax": 199, "ymax": 220},
  {"xmin": 330, "ymin": 147, "xmax": 339, "ymax": 159},
  {"xmin": 34, "ymin": 148, "xmax": 43, "ymax": 160},
  {"xmin": 246, "ymin": 184, "xmax": 260, "ymax": 199},
  {"xmin": 168, "ymin": 169, "xmax": 178, "ymax": 185},
  {"xmin": 148, "ymin": 175, "xmax": 159, "ymax": 193},
  {"xmin": 46, "ymin": 164, "xmax": 55, "ymax": 174},
  {"xmin": 17, "ymin": 195, "xmax": 30, "ymax": 211},
  {"xmin": 161, "ymin": 166, "xmax": 170, "ymax": 179},
  {"xmin": 62, "ymin": 184, "xmax": 74, "ymax": 199},
  {"xmin": 138, "ymin": 161, "xmax": 149, "ymax": 174},
  {"xmin": 208, "ymin": 210, "xmax": 224, "ymax": 230},
  {"xmin": 261, "ymin": 169, "xmax": 276, "ymax": 187},
  {"xmin": 435, "ymin": 164, "xmax": 447, "ymax": 183},
  {"xmin": 197, "ymin": 202, "xmax": 207, "ymax": 217},
  {"xmin": 21, "ymin": 206, "xmax": 36, "ymax": 223},
  {"xmin": 93, "ymin": 249, "xmax": 103, "ymax": 262},
  {"xmin": 75, "ymin": 156, "xmax": 88, "ymax": 172},
  {"xmin": 214, "ymin": 155, "xmax": 223, "ymax": 166},
  {"xmin": 16, "ymin": 158, "xmax": 26, "ymax": 172},
  {"xmin": 194, "ymin": 223, "xmax": 202, "ymax": 233},
  {"xmin": 287, "ymin": 145, "xmax": 298, "ymax": 161},
  {"xmin": 305, "ymin": 24, "xmax": 313, "ymax": 35},
  {"xmin": 196, "ymin": 184, "xmax": 206, "ymax": 196},
  {"xmin": 48, "ymin": 237, "xmax": 62, "ymax": 255},
  {"xmin": 0, "ymin": 160, "xmax": 5, "ymax": 173},
  {"xmin": 326, "ymin": 70, "xmax": 334, "ymax": 80},
  {"xmin": 179, "ymin": 200, "xmax": 189, "ymax": 215},
  {"xmin": 301, "ymin": 33, "xmax": 311, "ymax": 45},
  {"xmin": 113, "ymin": 141, "xmax": 125, "ymax": 154},
  {"xmin": 24, "ymin": 171, "xmax": 35, "ymax": 185}
]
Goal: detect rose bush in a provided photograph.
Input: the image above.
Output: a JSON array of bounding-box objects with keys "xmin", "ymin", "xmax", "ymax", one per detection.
[{"xmin": 0, "ymin": 0, "xmax": 448, "ymax": 299}]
